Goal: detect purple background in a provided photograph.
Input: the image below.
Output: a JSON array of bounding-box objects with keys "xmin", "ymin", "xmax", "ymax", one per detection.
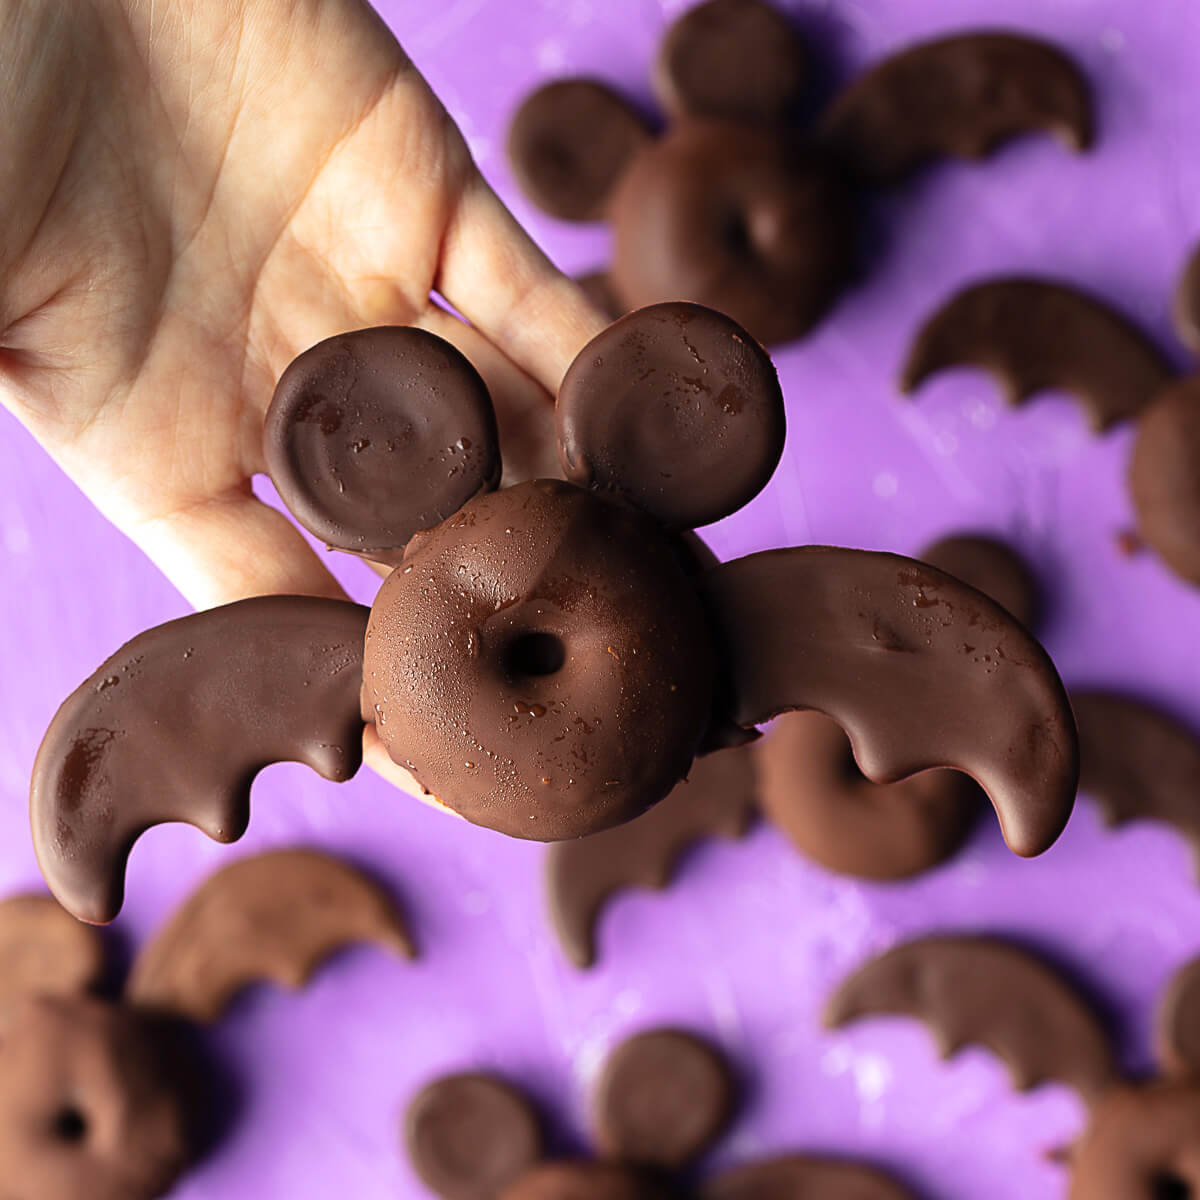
[{"xmin": 3, "ymin": 0, "xmax": 1200, "ymax": 1195}]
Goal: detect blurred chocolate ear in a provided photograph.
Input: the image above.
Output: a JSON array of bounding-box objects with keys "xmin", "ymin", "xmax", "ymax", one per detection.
[
  {"xmin": 821, "ymin": 32, "xmax": 1092, "ymax": 186},
  {"xmin": 557, "ymin": 303, "xmax": 785, "ymax": 529},
  {"xmin": 31, "ymin": 596, "xmax": 370, "ymax": 924},
  {"xmin": 1173, "ymin": 244, "xmax": 1200, "ymax": 357},
  {"xmin": 701, "ymin": 1157, "xmax": 920, "ymax": 1200},
  {"xmin": 702, "ymin": 547, "xmax": 1078, "ymax": 858},
  {"xmin": 1156, "ymin": 957, "xmax": 1200, "ymax": 1078},
  {"xmin": 265, "ymin": 327, "xmax": 500, "ymax": 565},
  {"xmin": 508, "ymin": 79, "xmax": 652, "ymax": 221},
  {"xmin": 653, "ymin": 0, "xmax": 809, "ymax": 124},
  {"xmin": 902, "ymin": 278, "xmax": 1174, "ymax": 432}
]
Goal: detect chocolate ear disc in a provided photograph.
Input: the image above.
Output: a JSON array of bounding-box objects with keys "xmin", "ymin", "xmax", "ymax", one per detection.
[
  {"xmin": 546, "ymin": 744, "xmax": 758, "ymax": 968},
  {"xmin": 406, "ymin": 1073, "xmax": 545, "ymax": 1200},
  {"xmin": 557, "ymin": 303, "xmax": 785, "ymax": 529},
  {"xmin": 652, "ymin": 0, "xmax": 809, "ymax": 123},
  {"xmin": 821, "ymin": 32, "xmax": 1092, "ymax": 185},
  {"xmin": 827, "ymin": 936, "xmax": 1119, "ymax": 1102},
  {"xmin": 701, "ymin": 547, "xmax": 1078, "ymax": 857},
  {"xmin": 265, "ymin": 327, "xmax": 501, "ymax": 563},
  {"xmin": 31, "ymin": 596, "xmax": 370, "ymax": 925},
  {"xmin": 1156, "ymin": 958, "xmax": 1200, "ymax": 1078},
  {"xmin": 1173, "ymin": 245, "xmax": 1200, "ymax": 357},
  {"xmin": 700, "ymin": 1156, "xmax": 920, "ymax": 1200},
  {"xmin": 919, "ymin": 534, "xmax": 1040, "ymax": 630},
  {"xmin": 508, "ymin": 79, "xmax": 652, "ymax": 222},
  {"xmin": 902, "ymin": 278, "xmax": 1174, "ymax": 432},
  {"xmin": 126, "ymin": 849, "xmax": 413, "ymax": 1023},
  {"xmin": 593, "ymin": 1029, "xmax": 735, "ymax": 1169}
]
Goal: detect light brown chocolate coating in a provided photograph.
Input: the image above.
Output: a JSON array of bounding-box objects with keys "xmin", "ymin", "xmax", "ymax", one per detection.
[
  {"xmin": 126, "ymin": 849, "xmax": 414, "ymax": 1024},
  {"xmin": 827, "ymin": 936, "xmax": 1118, "ymax": 1102},
  {"xmin": 546, "ymin": 743, "xmax": 758, "ymax": 968},
  {"xmin": 501, "ymin": 1162, "xmax": 668, "ymax": 1200},
  {"xmin": 822, "ymin": 32, "xmax": 1092, "ymax": 185},
  {"xmin": 593, "ymin": 1029, "xmax": 735, "ymax": 1169},
  {"xmin": 919, "ymin": 533, "xmax": 1040, "ymax": 629},
  {"xmin": 31, "ymin": 596, "xmax": 370, "ymax": 924},
  {"xmin": 902, "ymin": 278, "xmax": 1174, "ymax": 432},
  {"xmin": 1173, "ymin": 244, "xmax": 1200, "ymax": 357},
  {"xmin": 1156, "ymin": 957, "xmax": 1200, "ymax": 1078},
  {"xmin": 757, "ymin": 711, "xmax": 982, "ymax": 880},
  {"xmin": 700, "ymin": 1156, "xmax": 920, "ymax": 1200},
  {"xmin": 364, "ymin": 481, "xmax": 715, "ymax": 839},
  {"xmin": 702, "ymin": 546, "xmax": 1078, "ymax": 858}
]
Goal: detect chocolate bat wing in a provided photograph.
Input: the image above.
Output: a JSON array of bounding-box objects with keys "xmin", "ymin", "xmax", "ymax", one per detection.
[
  {"xmin": 702, "ymin": 547, "xmax": 1077, "ymax": 858},
  {"xmin": 826, "ymin": 936, "xmax": 1118, "ymax": 1102},
  {"xmin": 901, "ymin": 278, "xmax": 1174, "ymax": 431},
  {"xmin": 821, "ymin": 32, "xmax": 1092, "ymax": 186},
  {"xmin": 1072, "ymin": 691, "xmax": 1200, "ymax": 868},
  {"xmin": 126, "ymin": 849, "xmax": 413, "ymax": 1024},
  {"xmin": 31, "ymin": 596, "xmax": 370, "ymax": 925},
  {"xmin": 546, "ymin": 744, "xmax": 758, "ymax": 967},
  {"xmin": 700, "ymin": 1156, "xmax": 920, "ymax": 1200},
  {"xmin": 1157, "ymin": 957, "xmax": 1200, "ymax": 1078}
]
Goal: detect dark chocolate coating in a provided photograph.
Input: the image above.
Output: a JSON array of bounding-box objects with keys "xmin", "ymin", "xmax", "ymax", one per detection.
[
  {"xmin": 508, "ymin": 80, "xmax": 652, "ymax": 222},
  {"xmin": 821, "ymin": 32, "xmax": 1092, "ymax": 185},
  {"xmin": 127, "ymin": 849, "xmax": 414, "ymax": 1024},
  {"xmin": 265, "ymin": 327, "xmax": 500, "ymax": 562},
  {"xmin": 702, "ymin": 547, "xmax": 1078, "ymax": 858},
  {"xmin": 1156, "ymin": 957, "xmax": 1200, "ymax": 1078},
  {"xmin": 1129, "ymin": 377, "xmax": 1200, "ymax": 585},
  {"xmin": 653, "ymin": 0, "xmax": 809, "ymax": 124},
  {"xmin": 407, "ymin": 1074, "xmax": 544, "ymax": 1200},
  {"xmin": 1173, "ymin": 244, "xmax": 1200, "ymax": 357},
  {"xmin": 0, "ymin": 995, "xmax": 201, "ymax": 1200},
  {"xmin": 31, "ymin": 596, "xmax": 370, "ymax": 924},
  {"xmin": 757, "ymin": 711, "xmax": 982, "ymax": 881},
  {"xmin": 593, "ymin": 1029, "xmax": 735, "ymax": 1168},
  {"xmin": 902, "ymin": 278, "xmax": 1174, "ymax": 432},
  {"xmin": 546, "ymin": 743, "xmax": 758, "ymax": 968},
  {"xmin": 1069, "ymin": 1081, "xmax": 1200, "ymax": 1200},
  {"xmin": 363, "ymin": 481, "xmax": 715, "ymax": 840},
  {"xmin": 557, "ymin": 303, "xmax": 786, "ymax": 528},
  {"xmin": 0, "ymin": 895, "xmax": 105, "ymax": 1035},
  {"xmin": 827, "ymin": 937, "xmax": 1118, "ymax": 1102},
  {"xmin": 501, "ymin": 1162, "xmax": 668, "ymax": 1200},
  {"xmin": 919, "ymin": 533, "xmax": 1039, "ymax": 629},
  {"xmin": 608, "ymin": 122, "xmax": 855, "ymax": 347},
  {"xmin": 701, "ymin": 1157, "xmax": 920, "ymax": 1200}
]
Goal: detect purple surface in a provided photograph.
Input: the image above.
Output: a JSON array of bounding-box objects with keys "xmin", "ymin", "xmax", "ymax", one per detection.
[{"xmin": 3, "ymin": 0, "xmax": 1200, "ymax": 1196}]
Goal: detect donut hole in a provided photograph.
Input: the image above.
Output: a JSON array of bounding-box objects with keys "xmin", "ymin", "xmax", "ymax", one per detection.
[
  {"xmin": 503, "ymin": 631, "xmax": 566, "ymax": 680},
  {"xmin": 1152, "ymin": 1171, "xmax": 1191, "ymax": 1200},
  {"xmin": 721, "ymin": 210, "xmax": 753, "ymax": 258},
  {"xmin": 50, "ymin": 1105, "xmax": 89, "ymax": 1145}
]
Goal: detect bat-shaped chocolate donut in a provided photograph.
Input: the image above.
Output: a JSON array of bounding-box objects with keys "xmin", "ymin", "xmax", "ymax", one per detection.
[
  {"xmin": 0, "ymin": 849, "xmax": 413, "ymax": 1200},
  {"xmin": 508, "ymin": 0, "xmax": 1091, "ymax": 346},
  {"xmin": 829, "ymin": 935, "xmax": 1200, "ymax": 1199},
  {"xmin": 406, "ymin": 1027, "xmax": 917, "ymax": 1200},
  {"xmin": 33, "ymin": 302, "xmax": 1077, "ymax": 923},
  {"xmin": 903, "ymin": 246, "xmax": 1200, "ymax": 587}
]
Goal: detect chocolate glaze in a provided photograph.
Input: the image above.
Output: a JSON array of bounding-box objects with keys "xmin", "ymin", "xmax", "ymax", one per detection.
[
  {"xmin": 608, "ymin": 124, "xmax": 855, "ymax": 347},
  {"xmin": 652, "ymin": 0, "xmax": 809, "ymax": 124},
  {"xmin": 264, "ymin": 327, "xmax": 500, "ymax": 563},
  {"xmin": 902, "ymin": 278, "xmax": 1174, "ymax": 432},
  {"xmin": 1072, "ymin": 691, "xmax": 1200, "ymax": 869},
  {"xmin": 557, "ymin": 303, "xmax": 786, "ymax": 528},
  {"xmin": 126, "ymin": 849, "xmax": 414, "ymax": 1024},
  {"xmin": 1156, "ymin": 957, "xmax": 1200, "ymax": 1078},
  {"xmin": 919, "ymin": 533, "xmax": 1040, "ymax": 629},
  {"xmin": 702, "ymin": 546, "xmax": 1078, "ymax": 858},
  {"xmin": 546, "ymin": 744, "xmax": 757, "ymax": 968},
  {"xmin": 0, "ymin": 895, "xmax": 105, "ymax": 1034},
  {"xmin": 757, "ymin": 711, "xmax": 982, "ymax": 880},
  {"xmin": 700, "ymin": 1157, "xmax": 920, "ymax": 1200},
  {"xmin": 363, "ymin": 480, "xmax": 715, "ymax": 839},
  {"xmin": 31, "ymin": 596, "xmax": 370, "ymax": 924},
  {"xmin": 1174, "ymin": 246, "xmax": 1200, "ymax": 357},
  {"xmin": 1129, "ymin": 376, "xmax": 1200, "ymax": 585},
  {"xmin": 827, "ymin": 936, "xmax": 1118, "ymax": 1102},
  {"xmin": 592, "ymin": 1029, "xmax": 735, "ymax": 1169},
  {"xmin": 407, "ymin": 1074, "xmax": 545, "ymax": 1200},
  {"xmin": 507, "ymin": 80, "xmax": 652, "ymax": 222},
  {"xmin": 822, "ymin": 32, "xmax": 1092, "ymax": 185},
  {"xmin": 502, "ymin": 1162, "xmax": 667, "ymax": 1200}
]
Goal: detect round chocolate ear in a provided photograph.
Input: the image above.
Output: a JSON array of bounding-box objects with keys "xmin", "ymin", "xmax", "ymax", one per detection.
[
  {"xmin": 508, "ymin": 79, "xmax": 652, "ymax": 222},
  {"xmin": 653, "ymin": 0, "xmax": 809, "ymax": 124},
  {"xmin": 1173, "ymin": 244, "xmax": 1200, "ymax": 358},
  {"xmin": 919, "ymin": 533, "xmax": 1040, "ymax": 630},
  {"xmin": 264, "ymin": 327, "xmax": 501, "ymax": 564},
  {"xmin": 406, "ymin": 1073, "xmax": 545, "ymax": 1200},
  {"xmin": 556, "ymin": 303, "xmax": 785, "ymax": 529},
  {"xmin": 592, "ymin": 1029, "xmax": 735, "ymax": 1169},
  {"xmin": 1156, "ymin": 957, "xmax": 1200, "ymax": 1077}
]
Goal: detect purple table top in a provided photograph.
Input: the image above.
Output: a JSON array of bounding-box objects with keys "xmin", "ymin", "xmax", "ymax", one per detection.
[{"xmin": 3, "ymin": 0, "xmax": 1200, "ymax": 1196}]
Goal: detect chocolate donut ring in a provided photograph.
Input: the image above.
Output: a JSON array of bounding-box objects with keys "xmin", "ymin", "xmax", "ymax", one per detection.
[{"xmin": 362, "ymin": 479, "xmax": 716, "ymax": 839}]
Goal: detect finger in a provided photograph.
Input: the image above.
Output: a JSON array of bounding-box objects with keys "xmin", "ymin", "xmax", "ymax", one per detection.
[{"xmin": 436, "ymin": 174, "xmax": 609, "ymax": 395}]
